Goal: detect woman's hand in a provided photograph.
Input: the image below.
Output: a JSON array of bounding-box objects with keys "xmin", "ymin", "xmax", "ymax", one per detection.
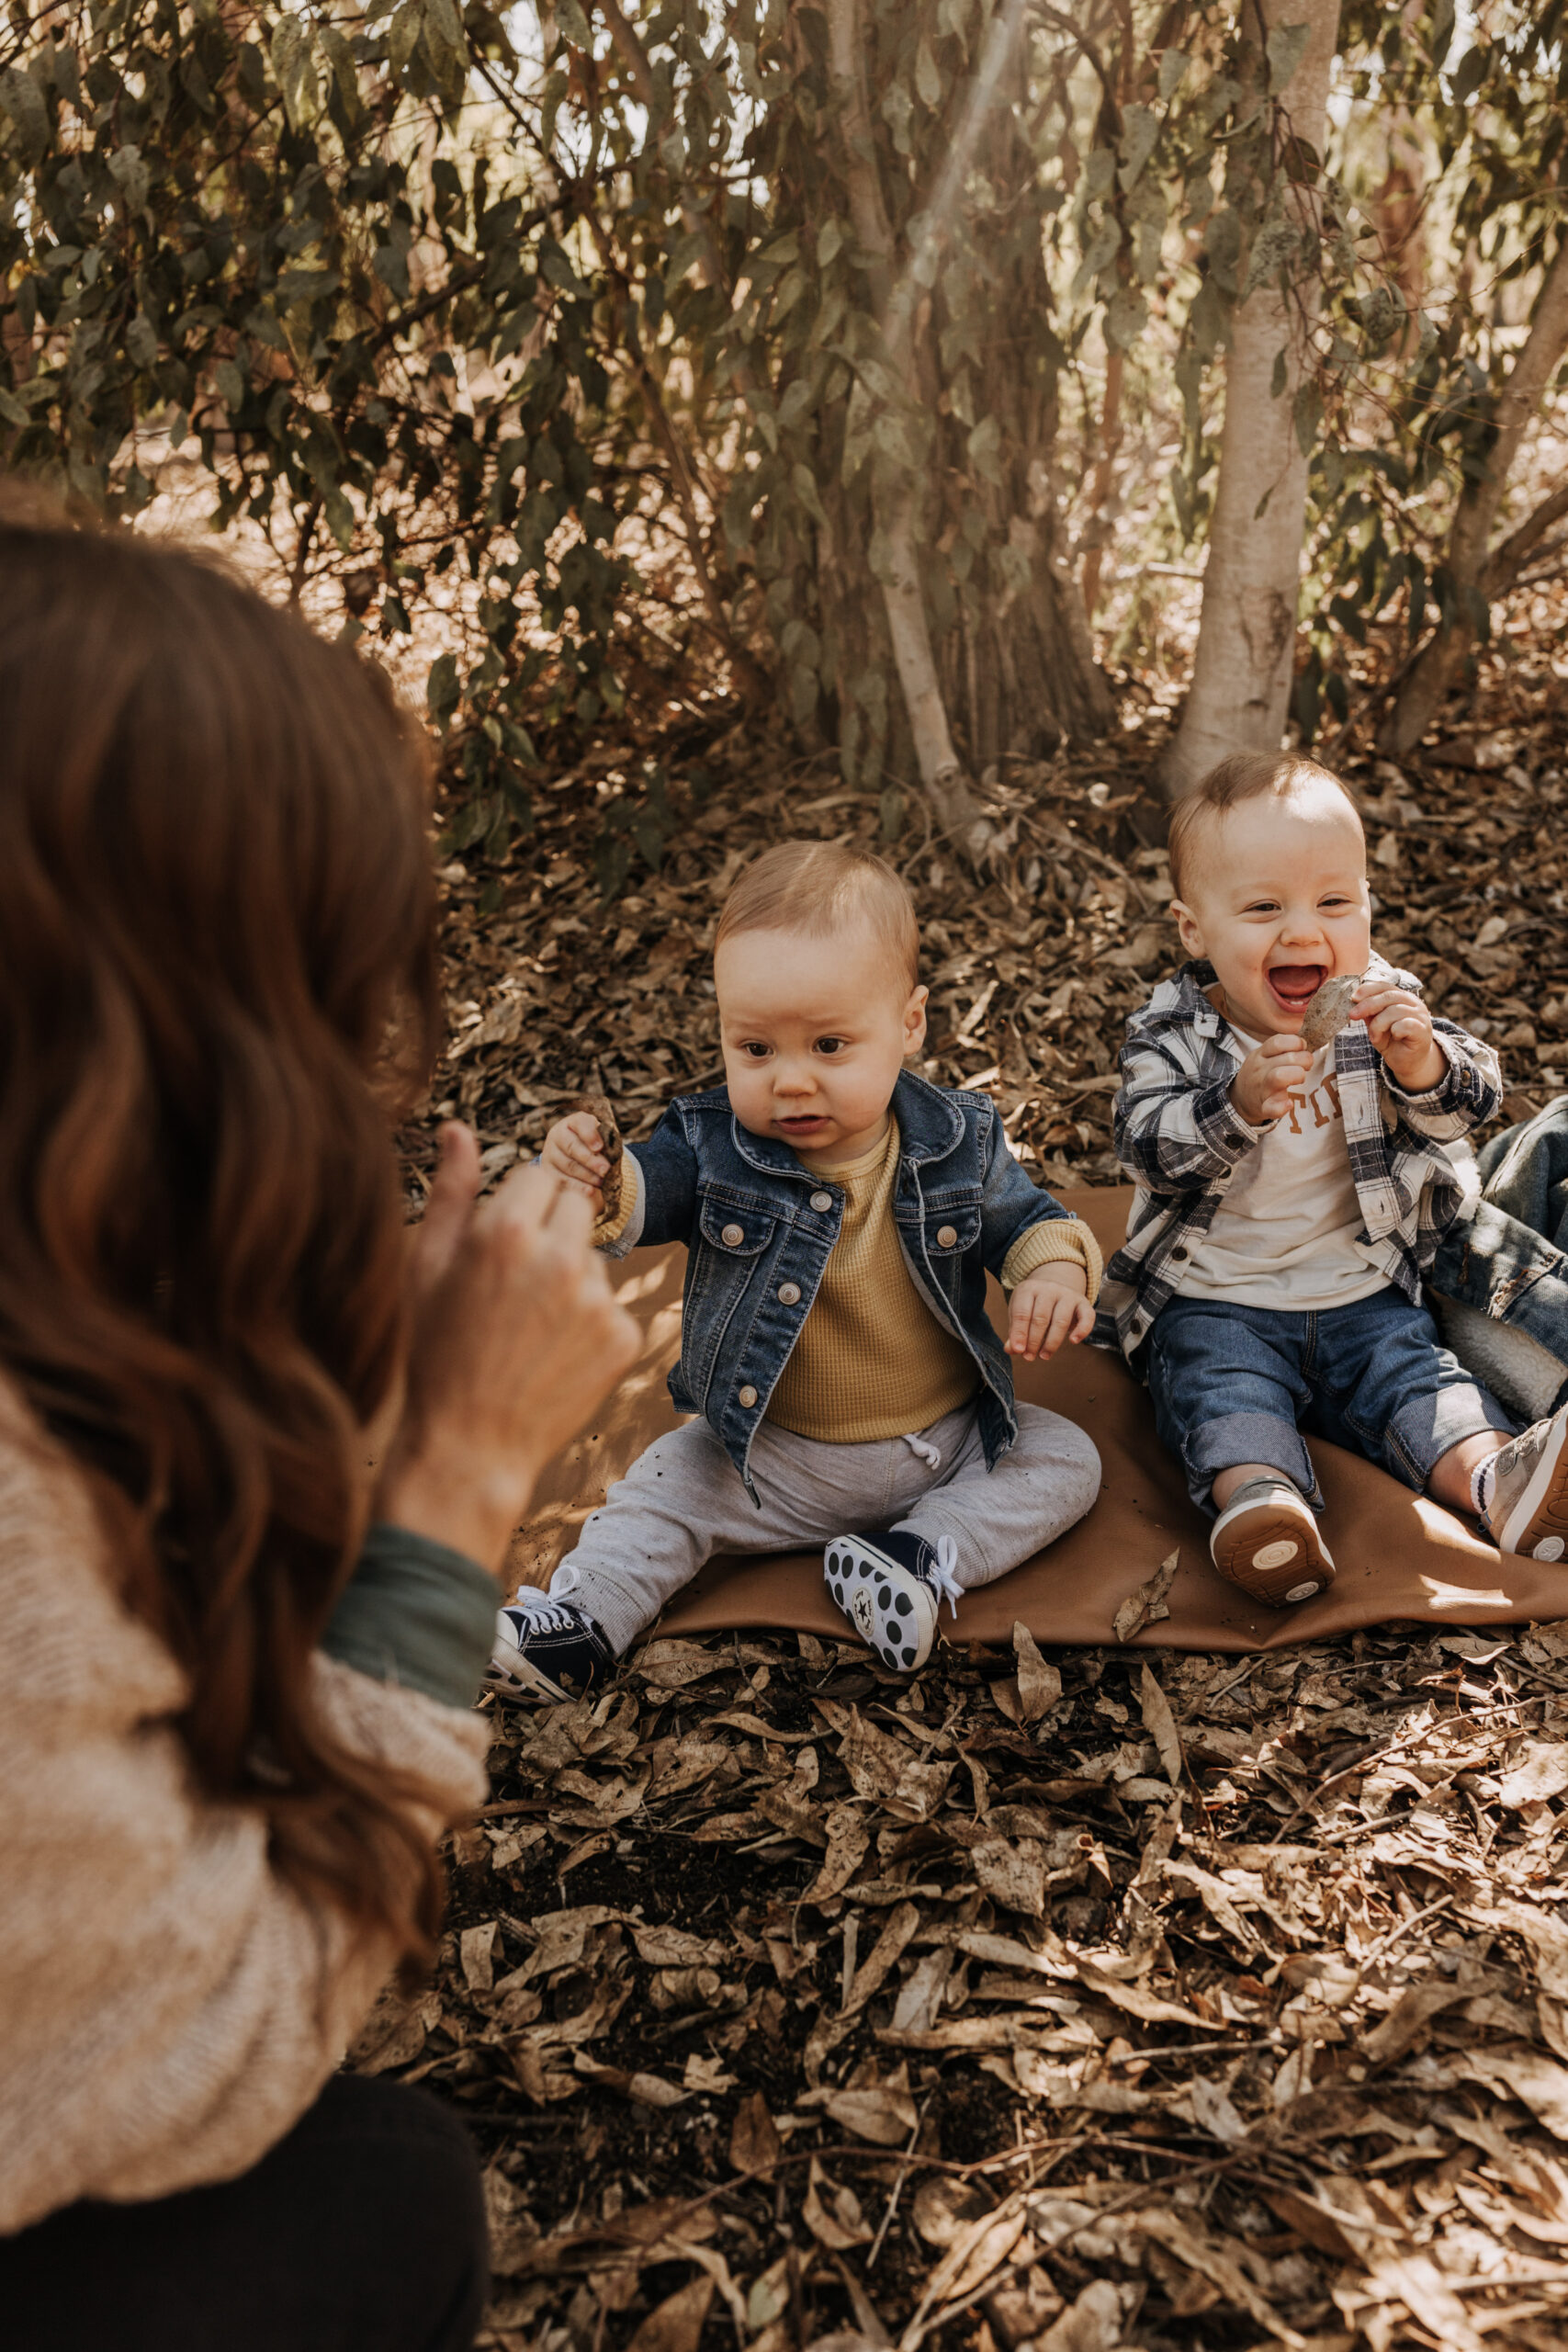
[{"xmin": 377, "ymin": 1125, "xmax": 640, "ymax": 1576}]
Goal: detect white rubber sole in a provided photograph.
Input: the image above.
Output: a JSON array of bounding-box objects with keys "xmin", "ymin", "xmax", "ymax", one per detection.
[
  {"xmin": 482, "ymin": 1611, "xmax": 575, "ymax": 1704},
  {"xmin": 823, "ymin": 1539, "xmax": 937, "ymax": 1671},
  {"xmin": 1493, "ymin": 1412, "xmax": 1568, "ymax": 1560},
  {"xmin": 1210, "ymin": 1487, "xmax": 1336, "ymax": 1608}
]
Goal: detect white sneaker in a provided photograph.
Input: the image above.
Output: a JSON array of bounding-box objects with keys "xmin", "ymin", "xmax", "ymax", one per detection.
[
  {"xmin": 1210, "ymin": 1477, "xmax": 1335, "ymax": 1608},
  {"xmin": 1488, "ymin": 1406, "xmax": 1568, "ymax": 1560},
  {"xmin": 822, "ymin": 1529, "xmax": 963, "ymax": 1671},
  {"xmin": 485, "ymin": 1589, "xmax": 614, "ymax": 1703}
]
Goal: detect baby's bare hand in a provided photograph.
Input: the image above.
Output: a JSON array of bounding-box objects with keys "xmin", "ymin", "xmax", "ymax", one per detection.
[
  {"xmin": 541, "ymin": 1111, "xmax": 609, "ymax": 1210},
  {"xmin": 1232, "ymin": 1035, "xmax": 1313, "ymax": 1126},
  {"xmin": 1006, "ymin": 1270, "xmax": 1095, "ymax": 1362},
  {"xmin": 1351, "ymin": 982, "xmax": 1445, "ymax": 1089}
]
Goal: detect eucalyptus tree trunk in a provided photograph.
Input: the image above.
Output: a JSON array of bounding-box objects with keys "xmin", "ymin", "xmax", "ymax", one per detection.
[
  {"xmin": 1162, "ymin": 0, "xmax": 1342, "ymax": 797},
  {"xmin": 1379, "ymin": 229, "xmax": 1568, "ymax": 757},
  {"xmin": 811, "ymin": 0, "xmax": 1110, "ymax": 848}
]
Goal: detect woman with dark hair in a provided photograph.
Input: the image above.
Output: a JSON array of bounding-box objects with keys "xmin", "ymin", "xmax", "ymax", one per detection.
[{"xmin": 0, "ymin": 499, "xmax": 639, "ymax": 2348}]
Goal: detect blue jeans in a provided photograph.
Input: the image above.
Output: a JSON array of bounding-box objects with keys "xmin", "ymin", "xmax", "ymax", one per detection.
[
  {"xmin": 1429, "ymin": 1099, "xmax": 1568, "ymax": 1403},
  {"xmin": 1146, "ymin": 1286, "xmax": 1515, "ymax": 1514}
]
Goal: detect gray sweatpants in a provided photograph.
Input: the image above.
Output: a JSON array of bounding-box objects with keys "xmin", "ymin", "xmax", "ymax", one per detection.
[{"xmin": 547, "ymin": 1400, "xmax": 1102, "ymax": 1657}]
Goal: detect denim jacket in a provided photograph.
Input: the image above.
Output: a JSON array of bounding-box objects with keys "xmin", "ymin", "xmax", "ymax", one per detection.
[{"xmin": 605, "ymin": 1070, "xmax": 1077, "ymax": 1498}]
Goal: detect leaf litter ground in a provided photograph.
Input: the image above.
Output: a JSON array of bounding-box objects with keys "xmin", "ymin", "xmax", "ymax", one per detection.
[{"xmin": 366, "ymin": 667, "xmax": 1568, "ymax": 2351}]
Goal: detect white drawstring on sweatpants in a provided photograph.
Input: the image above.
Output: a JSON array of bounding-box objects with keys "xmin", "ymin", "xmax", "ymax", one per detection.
[{"xmin": 901, "ymin": 1430, "xmax": 942, "ymax": 1469}]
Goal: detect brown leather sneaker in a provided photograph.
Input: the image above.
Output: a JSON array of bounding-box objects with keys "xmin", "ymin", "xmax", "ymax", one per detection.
[{"xmin": 1210, "ymin": 1477, "xmax": 1336, "ymax": 1607}]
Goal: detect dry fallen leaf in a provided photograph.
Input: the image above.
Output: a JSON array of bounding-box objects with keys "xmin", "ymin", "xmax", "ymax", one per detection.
[
  {"xmin": 1013, "ymin": 1619, "xmax": 1063, "ymax": 1721},
  {"xmin": 625, "ymin": 2275, "xmax": 714, "ymax": 2352},
  {"xmin": 728, "ymin": 2090, "xmax": 784, "ymax": 2175},
  {"xmin": 1137, "ymin": 1664, "xmax": 1182, "ymax": 1783},
  {"xmin": 1111, "ymin": 1548, "xmax": 1179, "ymax": 1642}
]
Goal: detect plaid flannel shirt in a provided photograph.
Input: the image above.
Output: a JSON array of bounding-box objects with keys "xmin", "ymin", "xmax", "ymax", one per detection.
[{"xmin": 1091, "ymin": 952, "xmax": 1503, "ymax": 1367}]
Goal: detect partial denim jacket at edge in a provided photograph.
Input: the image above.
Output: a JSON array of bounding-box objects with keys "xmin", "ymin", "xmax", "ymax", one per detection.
[
  {"xmin": 604, "ymin": 1069, "xmax": 1077, "ymax": 1499},
  {"xmin": 1092, "ymin": 951, "xmax": 1503, "ymax": 1367}
]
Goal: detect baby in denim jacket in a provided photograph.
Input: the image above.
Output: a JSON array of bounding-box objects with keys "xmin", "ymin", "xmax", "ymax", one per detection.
[
  {"xmin": 488, "ymin": 839, "xmax": 1103, "ymax": 1699},
  {"xmin": 1098, "ymin": 750, "xmax": 1568, "ymax": 1605}
]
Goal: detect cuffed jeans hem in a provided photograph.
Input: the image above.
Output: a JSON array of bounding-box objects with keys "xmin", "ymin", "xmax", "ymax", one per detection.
[
  {"xmin": 1181, "ymin": 1411, "xmax": 1322, "ymax": 1520},
  {"xmin": 1382, "ymin": 1381, "xmax": 1516, "ymax": 1492}
]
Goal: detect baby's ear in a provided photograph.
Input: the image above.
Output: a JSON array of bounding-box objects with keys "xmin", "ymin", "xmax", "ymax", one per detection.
[
  {"xmin": 1169, "ymin": 899, "xmax": 1206, "ymax": 959},
  {"xmin": 904, "ymin": 982, "xmax": 930, "ymax": 1054}
]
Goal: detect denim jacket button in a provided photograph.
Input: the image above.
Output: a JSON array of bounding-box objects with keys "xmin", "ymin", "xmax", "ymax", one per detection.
[
  {"xmin": 936, "ymin": 1224, "xmax": 958, "ymax": 1249},
  {"xmin": 809, "ymin": 1190, "xmax": 832, "ymax": 1212},
  {"xmin": 777, "ymin": 1283, "xmax": 801, "ymax": 1306},
  {"xmin": 738, "ymin": 1385, "xmax": 758, "ymax": 1408},
  {"xmin": 721, "ymin": 1222, "xmax": 744, "ymax": 1247}
]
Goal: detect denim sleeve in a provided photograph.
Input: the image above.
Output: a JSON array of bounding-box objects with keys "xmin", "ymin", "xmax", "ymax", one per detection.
[
  {"xmin": 1113, "ymin": 1035, "xmax": 1266, "ymax": 1194},
  {"xmin": 977, "ymin": 1102, "xmax": 1070, "ymax": 1278},
  {"xmin": 608, "ymin": 1102, "xmax": 698, "ymax": 1250}
]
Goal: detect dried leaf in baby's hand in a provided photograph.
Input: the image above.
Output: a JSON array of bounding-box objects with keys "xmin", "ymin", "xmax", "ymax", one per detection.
[
  {"xmin": 1300, "ymin": 972, "xmax": 1362, "ymax": 1049},
  {"xmin": 1112, "ymin": 1549, "xmax": 1179, "ymax": 1643},
  {"xmin": 570, "ymin": 1091, "xmax": 622, "ymax": 1222}
]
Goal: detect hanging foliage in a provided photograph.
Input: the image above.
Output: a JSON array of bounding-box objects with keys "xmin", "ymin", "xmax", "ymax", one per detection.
[{"xmin": 1, "ymin": 0, "xmax": 1562, "ymax": 876}]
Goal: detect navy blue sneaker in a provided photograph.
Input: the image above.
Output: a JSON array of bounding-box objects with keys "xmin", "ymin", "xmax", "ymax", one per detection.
[
  {"xmin": 486, "ymin": 1591, "xmax": 615, "ymax": 1703},
  {"xmin": 822, "ymin": 1529, "xmax": 962, "ymax": 1671}
]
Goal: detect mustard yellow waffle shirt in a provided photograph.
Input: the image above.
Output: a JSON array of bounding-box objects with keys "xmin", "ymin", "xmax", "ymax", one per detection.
[{"xmin": 765, "ymin": 1118, "xmax": 1101, "ymax": 1444}]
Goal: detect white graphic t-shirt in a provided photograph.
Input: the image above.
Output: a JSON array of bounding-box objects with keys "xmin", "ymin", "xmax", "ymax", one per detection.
[{"xmin": 1178, "ymin": 1030, "xmax": 1391, "ymax": 1310}]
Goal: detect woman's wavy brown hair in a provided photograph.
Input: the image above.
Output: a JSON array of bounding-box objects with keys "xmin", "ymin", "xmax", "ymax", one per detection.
[{"xmin": 0, "ymin": 494, "xmax": 446, "ymax": 1967}]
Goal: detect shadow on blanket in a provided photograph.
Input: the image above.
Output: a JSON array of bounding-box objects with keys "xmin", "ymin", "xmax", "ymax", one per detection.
[{"xmin": 508, "ymin": 1191, "xmax": 1568, "ymax": 1652}]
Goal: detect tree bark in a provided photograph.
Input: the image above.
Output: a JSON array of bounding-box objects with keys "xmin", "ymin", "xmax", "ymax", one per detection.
[
  {"xmin": 822, "ymin": 0, "xmax": 987, "ymax": 850},
  {"xmin": 817, "ymin": 0, "xmax": 1111, "ymax": 847},
  {"xmin": 1162, "ymin": 0, "xmax": 1342, "ymax": 798},
  {"xmin": 1379, "ymin": 227, "xmax": 1568, "ymax": 757}
]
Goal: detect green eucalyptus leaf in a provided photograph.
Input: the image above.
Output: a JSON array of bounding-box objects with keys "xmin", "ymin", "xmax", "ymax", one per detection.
[
  {"xmin": 1265, "ymin": 21, "xmax": 1312, "ymax": 93},
  {"xmin": 1103, "ymin": 288, "xmax": 1147, "ymax": 350},
  {"xmin": 915, "ymin": 38, "xmax": 942, "ymax": 110},
  {"xmin": 1118, "ymin": 105, "xmax": 1158, "ymax": 191}
]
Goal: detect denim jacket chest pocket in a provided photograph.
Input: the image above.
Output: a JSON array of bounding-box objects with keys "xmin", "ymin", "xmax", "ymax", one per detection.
[
  {"xmin": 906, "ymin": 1183, "xmax": 984, "ymax": 1265},
  {"xmin": 684, "ymin": 1189, "xmax": 780, "ymax": 1359}
]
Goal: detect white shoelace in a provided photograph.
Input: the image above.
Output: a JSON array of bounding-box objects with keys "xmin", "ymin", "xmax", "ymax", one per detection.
[
  {"xmin": 929, "ymin": 1533, "xmax": 963, "ymax": 1619},
  {"xmin": 503, "ymin": 1590, "xmax": 581, "ymax": 1636}
]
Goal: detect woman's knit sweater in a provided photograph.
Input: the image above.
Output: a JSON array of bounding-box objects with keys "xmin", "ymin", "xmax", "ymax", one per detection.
[{"xmin": 0, "ymin": 1385, "xmax": 495, "ymax": 2235}]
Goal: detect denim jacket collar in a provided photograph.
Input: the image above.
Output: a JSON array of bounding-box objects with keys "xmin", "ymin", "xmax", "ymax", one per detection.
[{"xmin": 721, "ymin": 1069, "xmax": 967, "ymax": 1186}]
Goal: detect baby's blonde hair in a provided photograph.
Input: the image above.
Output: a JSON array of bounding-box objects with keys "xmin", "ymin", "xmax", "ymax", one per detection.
[
  {"xmin": 716, "ymin": 840, "xmax": 919, "ymax": 987},
  {"xmin": 1168, "ymin": 752, "xmax": 1362, "ymax": 901}
]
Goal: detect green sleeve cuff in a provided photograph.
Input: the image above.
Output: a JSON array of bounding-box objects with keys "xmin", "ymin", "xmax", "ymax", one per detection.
[{"xmin": 321, "ymin": 1524, "xmax": 497, "ymax": 1711}]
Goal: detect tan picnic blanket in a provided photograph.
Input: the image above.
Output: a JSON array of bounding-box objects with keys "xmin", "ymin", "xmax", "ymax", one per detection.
[{"xmin": 507, "ymin": 1190, "xmax": 1568, "ymax": 1652}]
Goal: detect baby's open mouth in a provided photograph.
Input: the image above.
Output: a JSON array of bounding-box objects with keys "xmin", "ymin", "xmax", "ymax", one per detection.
[
  {"xmin": 777, "ymin": 1114, "xmax": 829, "ymax": 1131},
  {"xmin": 1267, "ymin": 964, "xmax": 1328, "ymax": 1014}
]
